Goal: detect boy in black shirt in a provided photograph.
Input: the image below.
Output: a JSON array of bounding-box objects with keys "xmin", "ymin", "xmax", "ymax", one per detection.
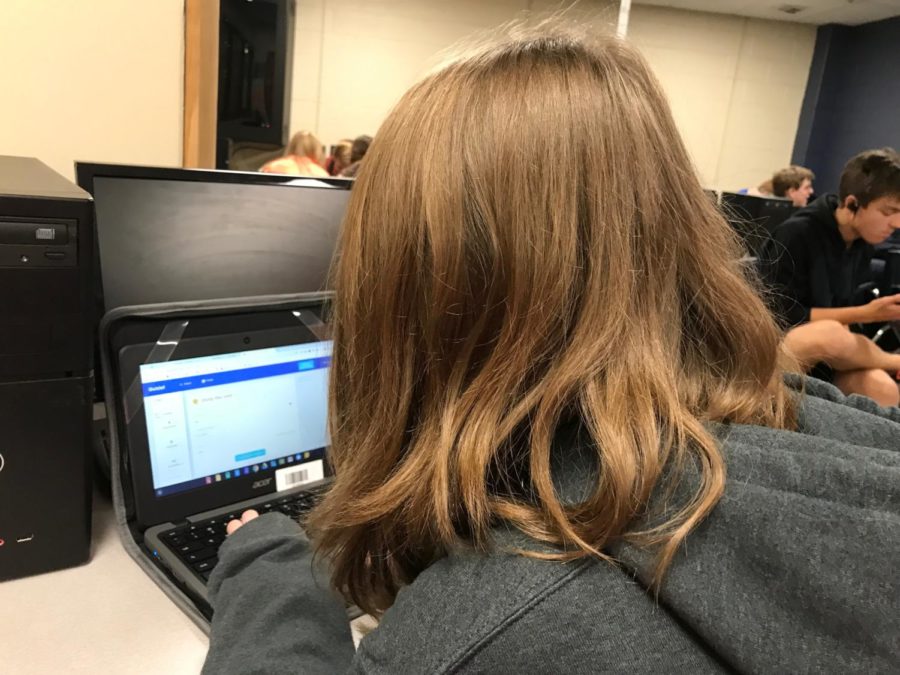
[{"xmin": 764, "ymin": 148, "xmax": 900, "ymax": 406}]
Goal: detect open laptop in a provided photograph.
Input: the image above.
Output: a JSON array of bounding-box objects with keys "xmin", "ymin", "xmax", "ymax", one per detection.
[{"xmin": 113, "ymin": 308, "xmax": 335, "ymax": 618}]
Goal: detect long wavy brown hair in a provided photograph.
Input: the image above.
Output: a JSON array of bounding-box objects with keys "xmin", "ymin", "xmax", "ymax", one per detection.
[{"xmin": 308, "ymin": 26, "xmax": 797, "ymax": 616}]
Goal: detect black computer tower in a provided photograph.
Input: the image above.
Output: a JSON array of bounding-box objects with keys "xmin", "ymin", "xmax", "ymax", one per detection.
[{"xmin": 0, "ymin": 156, "xmax": 94, "ymax": 581}]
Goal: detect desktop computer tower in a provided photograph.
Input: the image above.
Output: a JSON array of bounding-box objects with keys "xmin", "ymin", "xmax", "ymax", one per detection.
[{"xmin": 0, "ymin": 156, "xmax": 94, "ymax": 581}]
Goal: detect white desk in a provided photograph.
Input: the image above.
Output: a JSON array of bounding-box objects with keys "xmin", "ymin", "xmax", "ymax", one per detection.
[
  {"xmin": 0, "ymin": 491, "xmax": 376, "ymax": 674},
  {"xmin": 0, "ymin": 491, "xmax": 209, "ymax": 674}
]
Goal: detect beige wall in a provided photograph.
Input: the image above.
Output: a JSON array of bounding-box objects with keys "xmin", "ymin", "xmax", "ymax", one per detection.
[
  {"xmin": 289, "ymin": 0, "xmax": 619, "ymax": 148},
  {"xmin": 0, "ymin": 0, "xmax": 813, "ymax": 190},
  {"xmin": 290, "ymin": 1, "xmax": 814, "ymax": 191},
  {"xmin": 0, "ymin": 0, "xmax": 184, "ymax": 181},
  {"xmin": 627, "ymin": 6, "xmax": 816, "ymax": 191}
]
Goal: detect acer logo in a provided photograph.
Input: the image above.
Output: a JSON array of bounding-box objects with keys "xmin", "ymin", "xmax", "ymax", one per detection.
[{"xmin": 252, "ymin": 478, "xmax": 272, "ymax": 490}]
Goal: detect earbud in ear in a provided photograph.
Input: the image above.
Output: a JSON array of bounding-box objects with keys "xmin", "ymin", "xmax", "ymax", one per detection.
[{"xmin": 848, "ymin": 198, "xmax": 859, "ymax": 213}]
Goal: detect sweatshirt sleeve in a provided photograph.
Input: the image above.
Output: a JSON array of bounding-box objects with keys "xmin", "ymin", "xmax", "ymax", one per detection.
[
  {"xmin": 761, "ymin": 227, "xmax": 812, "ymax": 327},
  {"xmin": 202, "ymin": 513, "xmax": 356, "ymax": 675}
]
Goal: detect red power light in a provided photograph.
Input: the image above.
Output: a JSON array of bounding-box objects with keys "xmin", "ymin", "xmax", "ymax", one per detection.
[{"xmin": 0, "ymin": 539, "xmax": 5, "ymax": 547}]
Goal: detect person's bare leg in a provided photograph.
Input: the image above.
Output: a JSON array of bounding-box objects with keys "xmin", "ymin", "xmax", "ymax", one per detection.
[
  {"xmin": 833, "ymin": 368, "xmax": 900, "ymax": 407},
  {"xmin": 784, "ymin": 320, "xmax": 900, "ymax": 372}
]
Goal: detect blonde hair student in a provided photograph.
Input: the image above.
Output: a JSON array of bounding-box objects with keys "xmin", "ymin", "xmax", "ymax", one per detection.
[
  {"xmin": 260, "ymin": 130, "xmax": 329, "ymax": 177},
  {"xmin": 204, "ymin": 26, "xmax": 899, "ymax": 675}
]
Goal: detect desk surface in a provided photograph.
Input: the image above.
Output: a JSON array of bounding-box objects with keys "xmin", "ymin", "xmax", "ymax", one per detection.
[
  {"xmin": 0, "ymin": 491, "xmax": 209, "ymax": 674},
  {"xmin": 0, "ymin": 490, "xmax": 375, "ymax": 674}
]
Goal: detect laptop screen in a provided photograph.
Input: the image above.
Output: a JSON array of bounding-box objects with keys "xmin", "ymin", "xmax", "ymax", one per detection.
[{"xmin": 139, "ymin": 341, "xmax": 331, "ymax": 498}]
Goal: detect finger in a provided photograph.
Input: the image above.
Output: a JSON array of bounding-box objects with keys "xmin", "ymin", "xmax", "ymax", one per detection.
[
  {"xmin": 241, "ymin": 509, "xmax": 260, "ymax": 523},
  {"xmin": 226, "ymin": 518, "xmax": 243, "ymax": 535}
]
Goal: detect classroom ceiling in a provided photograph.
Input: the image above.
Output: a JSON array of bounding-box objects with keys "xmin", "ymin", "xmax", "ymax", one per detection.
[{"xmin": 633, "ymin": 0, "xmax": 900, "ymax": 25}]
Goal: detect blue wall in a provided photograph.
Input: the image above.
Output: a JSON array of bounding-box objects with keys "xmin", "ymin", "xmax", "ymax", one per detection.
[{"xmin": 792, "ymin": 16, "xmax": 900, "ymax": 194}]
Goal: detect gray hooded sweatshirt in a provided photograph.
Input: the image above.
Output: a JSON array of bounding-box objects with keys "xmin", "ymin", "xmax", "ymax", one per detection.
[{"xmin": 202, "ymin": 379, "xmax": 899, "ymax": 674}]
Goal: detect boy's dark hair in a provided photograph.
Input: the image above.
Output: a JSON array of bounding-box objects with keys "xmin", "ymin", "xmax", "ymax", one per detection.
[
  {"xmin": 839, "ymin": 148, "xmax": 900, "ymax": 207},
  {"xmin": 771, "ymin": 166, "xmax": 814, "ymax": 197},
  {"xmin": 350, "ymin": 135, "xmax": 373, "ymax": 163}
]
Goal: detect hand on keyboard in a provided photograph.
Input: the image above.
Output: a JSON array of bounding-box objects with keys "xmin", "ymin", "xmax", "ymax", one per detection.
[{"xmin": 225, "ymin": 509, "xmax": 260, "ymax": 536}]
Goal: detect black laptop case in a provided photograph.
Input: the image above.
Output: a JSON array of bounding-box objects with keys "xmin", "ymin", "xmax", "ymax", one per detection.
[{"xmin": 99, "ymin": 292, "xmax": 332, "ymax": 631}]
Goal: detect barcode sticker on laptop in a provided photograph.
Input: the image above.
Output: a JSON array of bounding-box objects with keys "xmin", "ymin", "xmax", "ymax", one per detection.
[{"xmin": 275, "ymin": 459, "xmax": 324, "ymax": 492}]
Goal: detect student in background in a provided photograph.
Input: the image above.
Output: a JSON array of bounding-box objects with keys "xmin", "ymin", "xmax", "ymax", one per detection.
[
  {"xmin": 203, "ymin": 28, "xmax": 899, "ymax": 674},
  {"xmin": 325, "ymin": 139, "xmax": 353, "ymax": 176},
  {"xmin": 260, "ymin": 130, "xmax": 329, "ymax": 177},
  {"xmin": 747, "ymin": 178, "xmax": 774, "ymax": 197},
  {"xmin": 339, "ymin": 134, "xmax": 373, "ymax": 178},
  {"xmin": 763, "ymin": 148, "xmax": 900, "ymax": 405},
  {"xmin": 771, "ymin": 165, "xmax": 815, "ymax": 207},
  {"xmin": 745, "ymin": 166, "xmax": 814, "ymax": 206},
  {"xmin": 350, "ymin": 134, "xmax": 372, "ymax": 163}
]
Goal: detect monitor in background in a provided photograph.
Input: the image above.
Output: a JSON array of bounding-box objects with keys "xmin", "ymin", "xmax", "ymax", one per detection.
[
  {"xmin": 756, "ymin": 197, "xmax": 796, "ymax": 232},
  {"xmin": 76, "ymin": 163, "xmax": 351, "ymax": 311},
  {"xmin": 720, "ymin": 192, "xmax": 796, "ymax": 259},
  {"xmin": 76, "ymin": 163, "xmax": 351, "ymax": 405}
]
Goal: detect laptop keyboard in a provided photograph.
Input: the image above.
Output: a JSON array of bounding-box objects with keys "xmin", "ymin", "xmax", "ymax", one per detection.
[{"xmin": 159, "ymin": 488, "xmax": 324, "ymax": 581}]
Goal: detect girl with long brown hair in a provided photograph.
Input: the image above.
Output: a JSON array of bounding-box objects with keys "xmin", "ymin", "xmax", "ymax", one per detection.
[{"xmin": 204, "ymin": 27, "xmax": 899, "ymax": 674}]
